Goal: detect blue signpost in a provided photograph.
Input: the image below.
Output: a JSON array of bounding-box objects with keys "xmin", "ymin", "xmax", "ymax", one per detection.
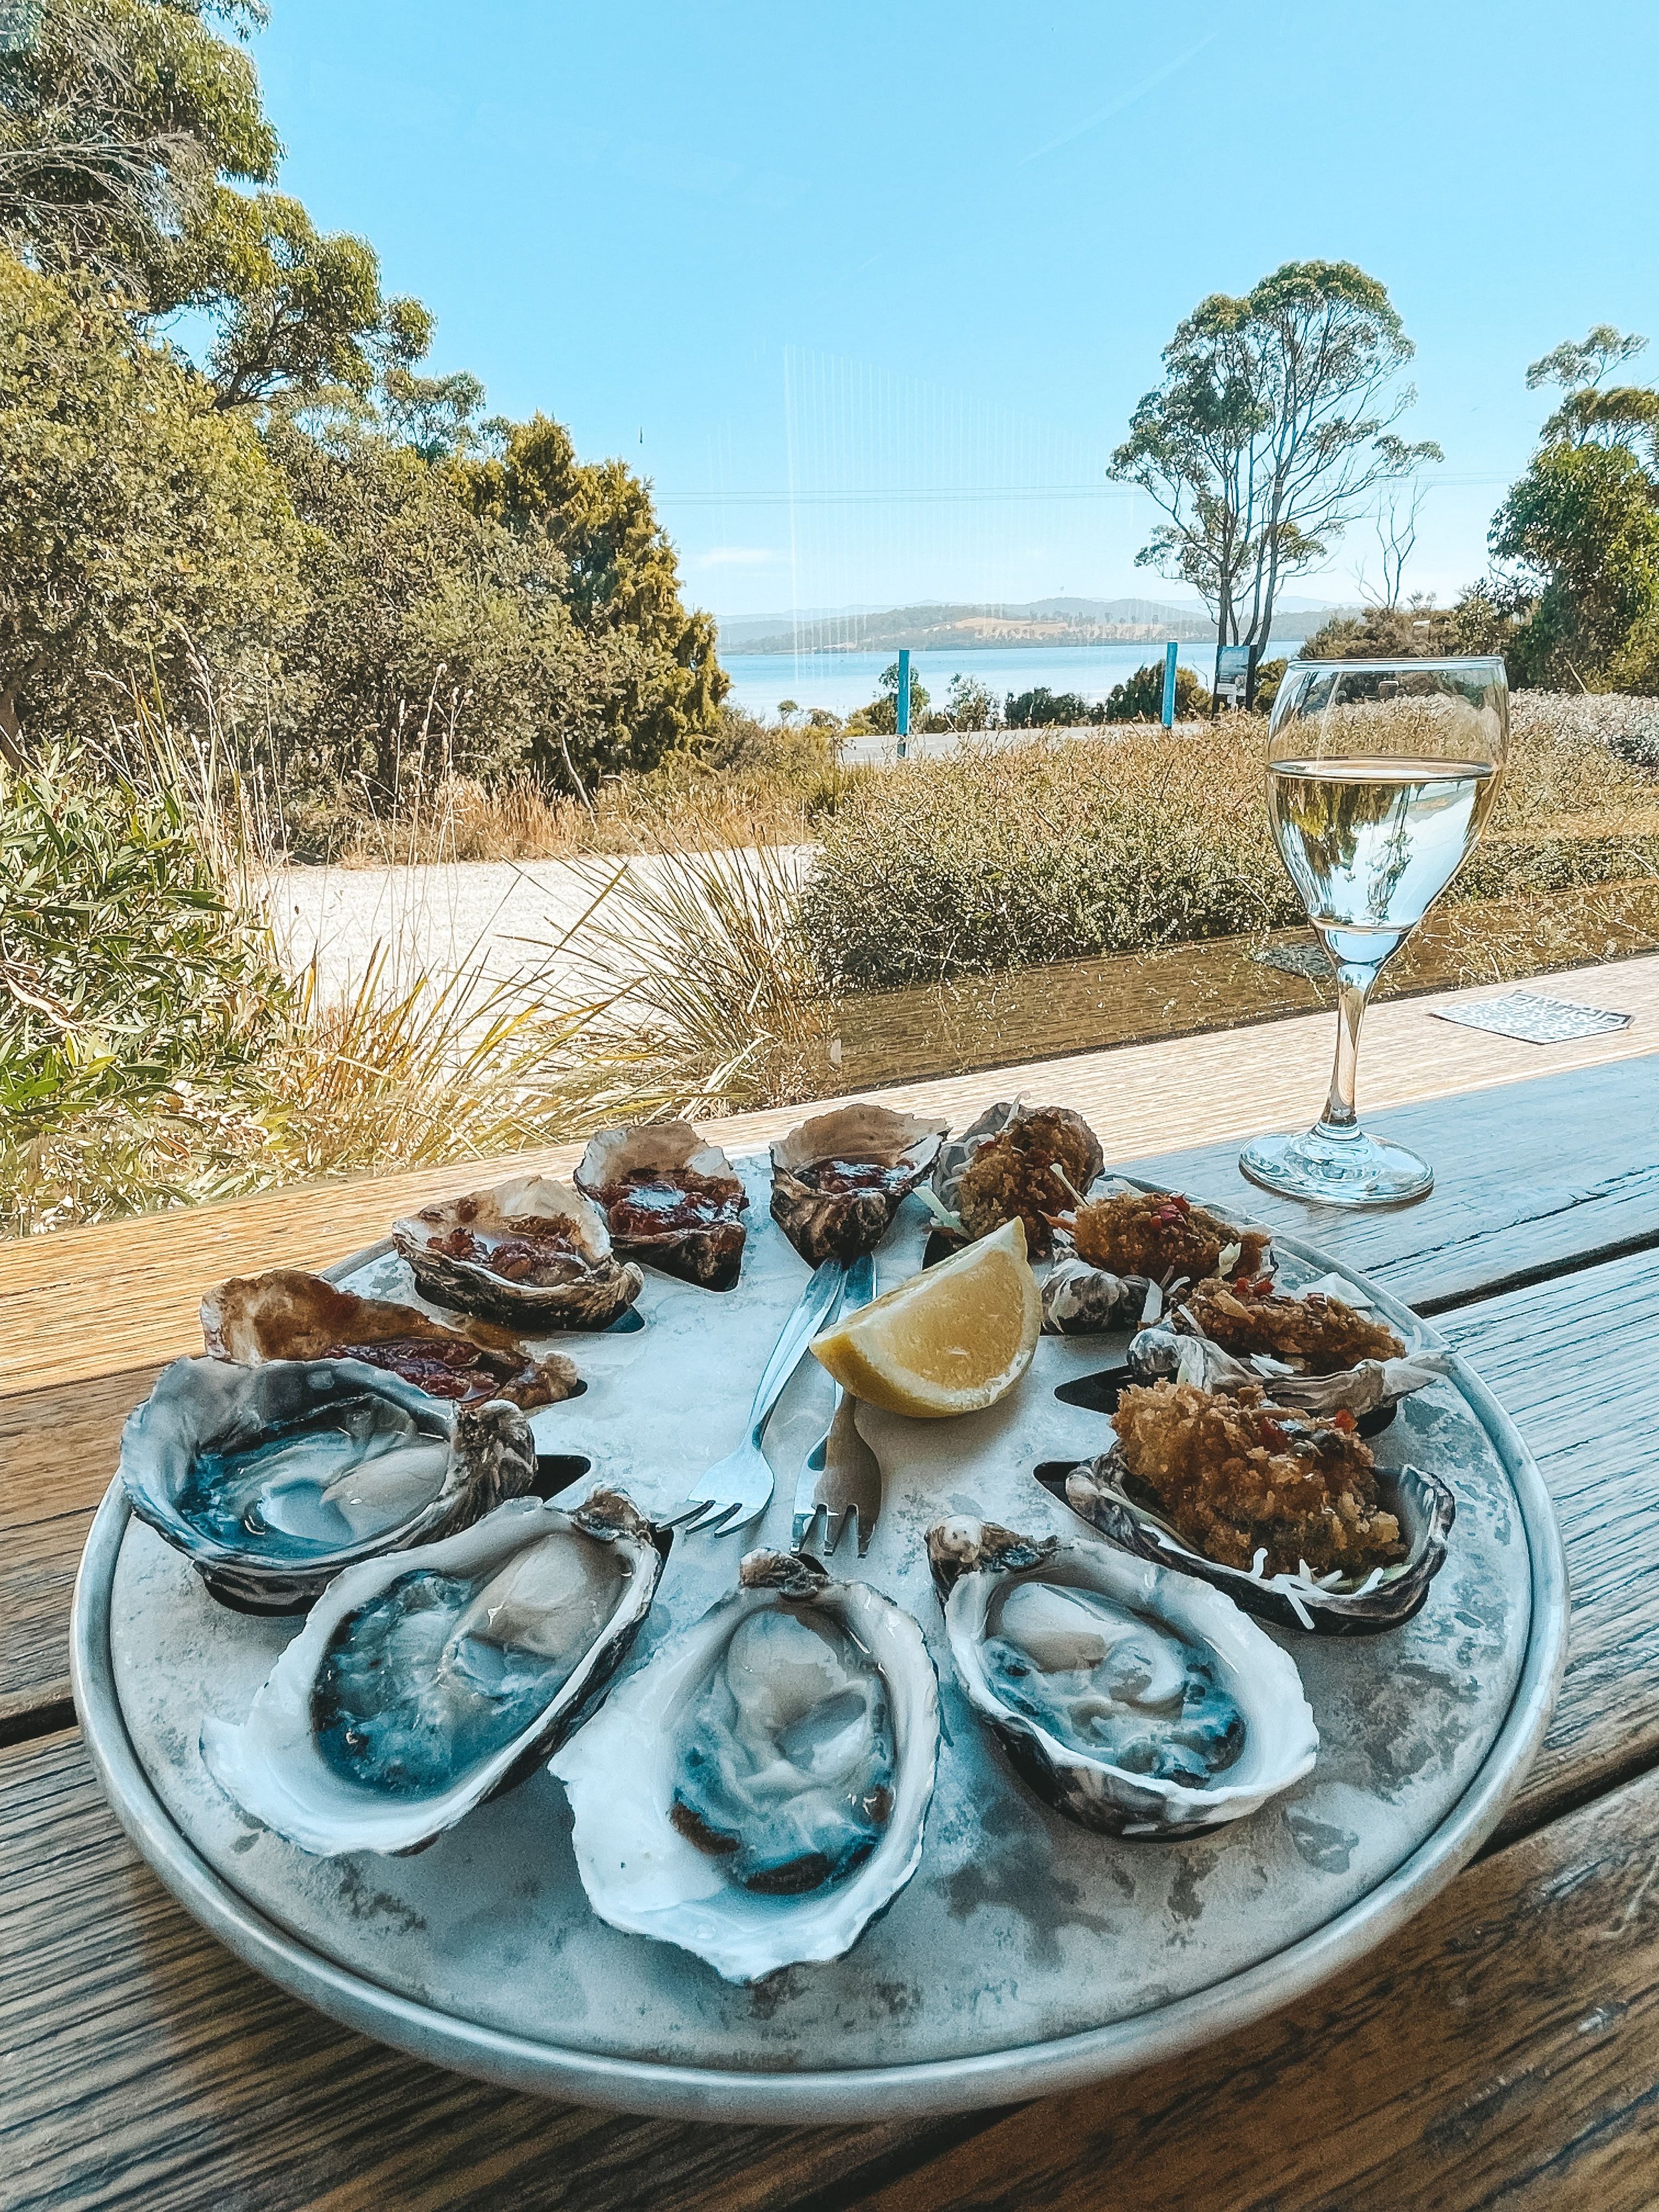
[
  {"xmin": 1160, "ymin": 640, "xmax": 1179, "ymax": 729},
  {"xmin": 896, "ymin": 648, "xmax": 911, "ymax": 758}
]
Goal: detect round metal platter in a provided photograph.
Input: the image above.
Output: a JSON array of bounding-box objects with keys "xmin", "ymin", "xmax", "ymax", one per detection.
[{"xmin": 73, "ymin": 1155, "xmax": 1568, "ymax": 2123}]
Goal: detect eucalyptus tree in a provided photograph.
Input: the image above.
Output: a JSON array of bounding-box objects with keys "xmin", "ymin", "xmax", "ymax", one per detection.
[{"xmin": 1109, "ymin": 261, "xmax": 1440, "ymax": 701}]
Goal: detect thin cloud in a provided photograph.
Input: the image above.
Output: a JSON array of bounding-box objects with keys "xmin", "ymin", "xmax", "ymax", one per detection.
[
  {"xmin": 696, "ymin": 547, "xmax": 782, "ymax": 568},
  {"xmin": 1017, "ymin": 27, "xmax": 1222, "ymax": 167}
]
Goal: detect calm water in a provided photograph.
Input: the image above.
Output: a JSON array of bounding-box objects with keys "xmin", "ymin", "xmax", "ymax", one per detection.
[{"xmin": 721, "ymin": 640, "xmax": 1307, "ymax": 720}]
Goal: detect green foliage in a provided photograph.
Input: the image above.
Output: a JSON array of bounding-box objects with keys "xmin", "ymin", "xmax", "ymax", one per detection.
[
  {"xmin": 1110, "ymin": 259, "xmax": 1437, "ymax": 658},
  {"xmin": 849, "ymin": 658, "xmax": 929, "ymax": 735},
  {"xmin": 1253, "ymin": 657, "xmax": 1287, "ymax": 714},
  {"xmin": 944, "ymin": 672, "xmax": 999, "ymax": 731},
  {"xmin": 1007, "ymin": 685, "xmax": 1101, "ymax": 728},
  {"xmin": 0, "ymin": 0, "xmax": 277, "ymax": 279},
  {"xmin": 157, "ymin": 186, "xmax": 432, "ymax": 410},
  {"xmin": 1299, "ymin": 604, "xmax": 1463, "ymax": 660},
  {"xmin": 1102, "ymin": 662, "xmax": 1210, "ymax": 722},
  {"xmin": 1489, "ymin": 440, "xmax": 1659, "ymax": 690},
  {"xmin": 0, "ymin": 258, "xmax": 303, "ymax": 747},
  {"xmin": 0, "ymin": 741, "xmax": 285, "ymax": 1135}
]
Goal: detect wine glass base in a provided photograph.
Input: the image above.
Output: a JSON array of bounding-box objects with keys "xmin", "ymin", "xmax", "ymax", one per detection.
[{"xmin": 1238, "ymin": 1125, "xmax": 1433, "ymax": 1209}]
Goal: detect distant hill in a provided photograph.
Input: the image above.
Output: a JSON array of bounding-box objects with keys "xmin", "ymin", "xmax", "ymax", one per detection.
[{"xmin": 718, "ymin": 597, "xmax": 1363, "ymax": 655}]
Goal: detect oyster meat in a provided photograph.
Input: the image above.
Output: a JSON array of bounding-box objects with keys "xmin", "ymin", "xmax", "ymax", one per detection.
[
  {"xmin": 202, "ymin": 1490, "xmax": 668, "ymax": 1856},
  {"xmin": 928, "ymin": 1516, "xmax": 1317, "ymax": 1835},
  {"xmin": 1127, "ymin": 1310, "xmax": 1451, "ymax": 1430},
  {"xmin": 1064, "ymin": 1375, "xmax": 1456, "ymax": 1634},
  {"xmin": 931, "ymin": 1100, "xmax": 1104, "ymax": 1260},
  {"xmin": 1041, "ymin": 1254, "xmax": 1161, "ymax": 1337},
  {"xmin": 552, "ymin": 1548, "xmax": 938, "ymax": 1982},
  {"xmin": 121, "ymin": 1355, "xmax": 537, "ymax": 1613},
  {"xmin": 394, "ymin": 1175, "xmax": 643, "ymax": 1332},
  {"xmin": 770, "ymin": 1103, "xmax": 946, "ymax": 1266},
  {"xmin": 202, "ymin": 1268, "xmax": 580, "ymax": 1409},
  {"xmin": 575, "ymin": 1122, "xmax": 748, "ymax": 1290}
]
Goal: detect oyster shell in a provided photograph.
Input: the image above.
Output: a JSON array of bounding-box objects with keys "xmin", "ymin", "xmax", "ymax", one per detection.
[
  {"xmin": 930, "ymin": 1100, "xmax": 1104, "ymax": 1260},
  {"xmin": 202, "ymin": 1489, "xmax": 668, "ymax": 1856},
  {"xmin": 551, "ymin": 1548, "xmax": 938, "ymax": 1983},
  {"xmin": 1063, "ymin": 1441, "xmax": 1455, "ymax": 1637},
  {"xmin": 769, "ymin": 1103, "xmax": 947, "ymax": 1266},
  {"xmin": 927, "ymin": 1516, "xmax": 1317, "ymax": 1836},
  {"xmin": 393, "ymin": 1175, "xmax": 643, "ymax": 1332},
  {"xmin": 575, "ymin": 1121, "xmax": 748, "ymax": 1291},
  {"xmin": 1041, "ymin": 1255, "xmax": 1162, "ymax": 1337},
  {"xmin": 120, "ymin": 1355, "xmax": 537, "ymax": 1613},
  {"xmin": 1127, "ymin": 1312, "xmax": 1452, "ymax": 1434},
  {"xmin": 201, "ymin": 1268, "xmax": 581, "ymax": 1410}
]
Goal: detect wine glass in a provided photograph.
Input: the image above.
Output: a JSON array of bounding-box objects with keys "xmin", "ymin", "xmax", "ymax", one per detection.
[{"xmin": 1238, "ymin": 656, "xmax": 1509, "ymax": 1207}]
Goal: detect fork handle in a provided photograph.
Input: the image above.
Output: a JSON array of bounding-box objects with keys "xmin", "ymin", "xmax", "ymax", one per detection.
[{"xmin": 747, "ymin": 1259, "xmax": 845, "ymax": 1439}]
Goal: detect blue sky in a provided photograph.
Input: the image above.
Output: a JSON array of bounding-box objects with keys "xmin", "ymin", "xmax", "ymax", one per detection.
[{"xmin": 254, "ymin": 0, "xmax": 1659, "ymax": 619}]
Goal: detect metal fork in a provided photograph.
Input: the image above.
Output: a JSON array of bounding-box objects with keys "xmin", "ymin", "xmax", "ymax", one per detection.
[
  {"xmin": 793, "ymin": 1252, "xmax": 883, "ymax": 1555},
  {"xmin": 660, "ymin": 1258, "xmax": 845, "ymax": 1538}
]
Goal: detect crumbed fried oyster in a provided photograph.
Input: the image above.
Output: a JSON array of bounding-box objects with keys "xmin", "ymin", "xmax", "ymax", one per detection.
[
  {"xmin": 1112, "ymin": 1378, "xmax": 1404, "ymax": 1580},
  {"xmin": 955, "ymin": 1106, "xmax": 1104, "ymax": 1260},
  {"xmin": 1072, "ymin": 1189, "xmax": 1269, "ymax": 1285},
  {"xmin": 1183, "ymin": 1279, "xmax": 1404, "ymax": 1372}
]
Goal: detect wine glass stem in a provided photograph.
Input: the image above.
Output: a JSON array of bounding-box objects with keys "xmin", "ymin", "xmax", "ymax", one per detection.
[{"xmin": 1317, "ymin": 960, "xmax": 1380, "ymax": 1136}]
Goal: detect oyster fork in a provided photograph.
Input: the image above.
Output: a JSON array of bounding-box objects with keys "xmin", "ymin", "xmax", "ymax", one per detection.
[
  {"xmin": 660, "ymin": 1258, "xmax": 845, "ymax": 1537},
  {"xmin": 793, "ymin": 1251, "xmax": 882, "ymax": 1556}
]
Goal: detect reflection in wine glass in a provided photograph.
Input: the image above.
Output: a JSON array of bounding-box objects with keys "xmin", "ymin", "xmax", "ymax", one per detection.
[{"xmin": 1238, "ymin": 658, "xmax": 1509, "ymax": 1208}]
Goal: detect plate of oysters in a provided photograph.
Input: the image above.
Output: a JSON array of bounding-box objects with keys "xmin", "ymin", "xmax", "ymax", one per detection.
[{"xmin": 74, "ymin": 1099, "xmax": 1567, "ymax": 2121}]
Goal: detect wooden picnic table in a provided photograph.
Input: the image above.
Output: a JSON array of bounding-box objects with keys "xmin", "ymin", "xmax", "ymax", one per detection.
[{"xmin": 8, "ymin": 974, "xmax": 1659, "ymax": 2210}]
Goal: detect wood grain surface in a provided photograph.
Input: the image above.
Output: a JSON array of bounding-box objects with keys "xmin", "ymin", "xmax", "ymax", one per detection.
[{"xmin": 7, "ymin": 1034, "xmax": 1659, "ymax": 2211}]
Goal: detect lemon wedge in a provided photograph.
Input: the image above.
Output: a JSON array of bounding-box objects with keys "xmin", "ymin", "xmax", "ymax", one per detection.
[{"xmin": 809, "ymin": 1218, "xmax": 1041, "ymax": 1418}]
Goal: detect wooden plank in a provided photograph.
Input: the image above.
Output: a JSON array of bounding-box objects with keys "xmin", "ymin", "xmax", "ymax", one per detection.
[
  {"xmin": 1438, "ymin": 1250, "xmax": 1659, "ymax": 1841},
  {"xmin": 5, "ymin": 957, "xmax": 1658, "ymax": 1397},
  {"xmin": 851, "ymin": 1755, "xmax": 1659, "ymax": 2212},
  {"xmin": 1123, "ymin": 1047, "xmax": 1659, "ymax": 1311},
  {"xmin": 0, "ymin": 1731, "xmax": 917, "ymax": 2212},
  {"xmin": 13, "ymin": 1724, "xmax": 1659, "ymax": 2210}
]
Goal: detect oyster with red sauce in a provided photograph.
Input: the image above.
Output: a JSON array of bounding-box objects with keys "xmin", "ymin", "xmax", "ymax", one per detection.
[
  {"xmin": 201, "ymin": 1270, "xmax": 581, "ymax": 1410},
  {"xmin": 575, "ymin": 1122, "xmax": 749, "ymax": 1291},
  {"xmin": 393, "ymin": 1177, "xmax": 642, "ymax": 1332},
  {"xmin": 769, "ymin": 1103, "xmax": 947, "ymax": 1267}
]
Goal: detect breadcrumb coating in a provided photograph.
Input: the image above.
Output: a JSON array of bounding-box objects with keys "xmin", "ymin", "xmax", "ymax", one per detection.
[
  {"xmin": 1072, "ymin": 1189, "xmax": 1269, "ymax": 1284},
  {"xmin": 956, "ymin": 1106, "xmax": 1104, "ymax": 1260},
  {"xmin": 1113, "ymin": 1378, "xmax": 1404, "ymax": 1578},
  {"xmin": 1183, "ymin": 1280, "xmax": 1404, "ymax": 1371}
]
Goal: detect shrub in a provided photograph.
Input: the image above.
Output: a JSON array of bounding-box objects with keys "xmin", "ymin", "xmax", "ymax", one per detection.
[
  {"xmin": 1006, "ymin": 685, "xmax": 1101, "ymax": 729},
  {"xmin": 0, "ymin": 739, "xmax": 287, "ymax": 1138},
  {"xmin": 1103, "ymin": 662, "xmax": 1212, "ymax": 722},
  {"xmin": 801, "ymin": 700, "xmax": 1659, "ymax": 989}
]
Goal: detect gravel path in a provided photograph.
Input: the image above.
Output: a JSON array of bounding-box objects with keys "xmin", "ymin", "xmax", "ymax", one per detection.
[{"xmin": 264, "ymin": 849, "xmax": 811, "ymax": 1003}]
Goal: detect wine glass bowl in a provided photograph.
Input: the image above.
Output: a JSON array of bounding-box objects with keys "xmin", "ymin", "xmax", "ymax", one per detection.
[{"xmin": 1239, "ymin": 657, "xmax": 1509, "ymax": 1208}]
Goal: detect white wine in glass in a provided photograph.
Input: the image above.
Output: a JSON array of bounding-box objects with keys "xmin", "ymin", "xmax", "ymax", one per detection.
[{"xmin": 1239, "ymin": 658, "xmax": 1508, "ymax": 1207}]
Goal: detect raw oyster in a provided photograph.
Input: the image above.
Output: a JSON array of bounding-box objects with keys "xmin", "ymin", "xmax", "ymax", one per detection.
[
  {"xmin": 120, "ymin": 1355, "xmax": 537, "ymax": 1613},
  {"xmin": 930, "ymin": 1100, "xmax": 1104, "ymax": 1260},
  {"xmin": 393, "ymin": 1175, "xmax": 643, "ymax": 1332},
  {"xmin": 1041, "ymin": 1255, "xmax": 1162, "ymax": 1337},
  {"xmin": 1127, "ymin": 1311, "xmax": 1451, "ymax": 1433},
  {"xmin": 928, "ymin": 1517, "xmax": 1317, "ymax": 1835},
  {"xmin": 202, "ymin": 1490, "xmax": 668, "ymax": 1855},
  {"xmin": 770, "ymin": 1103, "xmax": 947, "ymax": 1266},
  {"xmin": 1064, "ymin": 1411, "xmax": 1455, "ymax": 1637},
  {"xmin": 575, "ymin": 1121, "xmax": 748, "ymax": 1290},
  {"xmin": 201, "ymin": 1268, "xmax": 581, "ymax": 1409},
  {"xmin": 552, "ymin": 1548, "xmax": 938, "ymax": 1983}
]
